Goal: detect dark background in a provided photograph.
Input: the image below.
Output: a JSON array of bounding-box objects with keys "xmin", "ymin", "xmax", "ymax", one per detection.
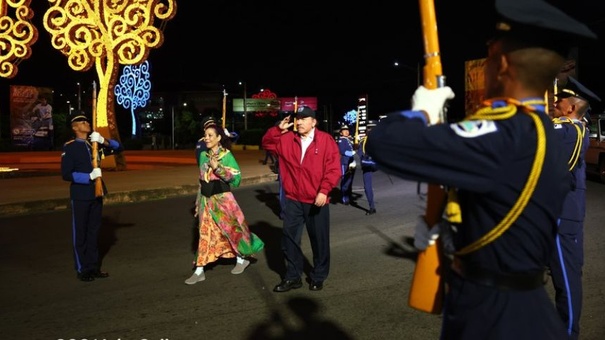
[{"xmin": 1, "ymin": 0, "xmax": 604, "ymax": 121}]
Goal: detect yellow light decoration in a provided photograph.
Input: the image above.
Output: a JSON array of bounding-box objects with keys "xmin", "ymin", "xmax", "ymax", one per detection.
[
  {"xmin": 43, "ymin": 0, "xmax": 176, "ymax": 170},
  {"xmin": 0, "ymin": 0, "xmax": 38, "ymax": 79}
]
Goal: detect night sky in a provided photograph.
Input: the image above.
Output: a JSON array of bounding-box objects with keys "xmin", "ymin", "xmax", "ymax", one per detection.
[{"xmin": 2, "ymin": 0, "xmax": 605, "ymax": 119}]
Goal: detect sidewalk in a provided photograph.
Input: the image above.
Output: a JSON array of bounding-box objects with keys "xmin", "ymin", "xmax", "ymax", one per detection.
[{"xmin": 0, "ymin": 149, "xmax": 277, "ymax": 217}]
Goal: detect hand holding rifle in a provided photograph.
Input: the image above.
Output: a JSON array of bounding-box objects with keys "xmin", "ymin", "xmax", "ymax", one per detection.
[{"xmin": 412, "ymin": 86, "xmax": 455, "ymax": 125}]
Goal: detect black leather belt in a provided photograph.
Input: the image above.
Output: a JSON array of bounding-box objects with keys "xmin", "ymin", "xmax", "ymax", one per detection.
[
  {"xmin": 452, "ymin": 258, "xmax": 547, "ymax": 291},
  {"xmin": 199, "ymin": 179, "xmax": 231, "ymax": 197}
]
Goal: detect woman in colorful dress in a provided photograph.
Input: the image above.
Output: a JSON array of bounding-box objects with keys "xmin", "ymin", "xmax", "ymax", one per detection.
[{"xmin": 185, "ymin": 124, "xmax": 264, "ymax": 284}]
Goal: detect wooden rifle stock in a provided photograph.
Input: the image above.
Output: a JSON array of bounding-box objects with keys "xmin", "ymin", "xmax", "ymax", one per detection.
[
  {"xmin": 91, "ymin": 81, "xmax": 103, "ymax": 197},
  {"xmin": 408, "ymin": 0, "xmax": 447, "ymax": 314}
]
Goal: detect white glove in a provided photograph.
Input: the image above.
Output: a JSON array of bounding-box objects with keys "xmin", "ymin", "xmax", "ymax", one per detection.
[
  {"xmin": 89, "ymin": 167, "xmax": 102, "ymax": 180},
  {"xmin": 349, "ymin": 160, "xmax": 357, "ymax": 169},
  {"xmin": 89, "ymin": 132, "xmax": 105, "ymax": 144},
  {"xmin": 413, "ymin": 215, "xmax": 441, "ymax": 250},
  {"xmin": 411, "ymin": 85, "xmax": 455, "ymax": 125}
]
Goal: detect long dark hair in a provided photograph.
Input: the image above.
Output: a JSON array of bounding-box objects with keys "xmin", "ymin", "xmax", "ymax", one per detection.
[{"xmin": 205, "ymin": 124, "xmax": 232, "ymax": 151}]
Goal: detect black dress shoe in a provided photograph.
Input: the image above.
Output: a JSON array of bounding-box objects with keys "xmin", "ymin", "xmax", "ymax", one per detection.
[
  {"xmin": 91, "ymin": 270, "xmax": 109, "ymax": 278},
  {"xmin": 366, "ymin": 208, "xmax": 376, "ymax": 215},
  {"xmin": 273, "ymin": 278, "xmax": 303, "ymax": 292},
  {"xmin": 309, "ymin": 281, "xmax": 323, "ymax": 291},
  {"xmin": 77, "ymin": 272, "xmax": 95, "ymax": 282}
]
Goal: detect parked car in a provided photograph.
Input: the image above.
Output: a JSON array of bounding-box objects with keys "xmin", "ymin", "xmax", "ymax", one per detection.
[{"xmin": 586, "ymin": 113, "xmax": 605, "ymax": 183}]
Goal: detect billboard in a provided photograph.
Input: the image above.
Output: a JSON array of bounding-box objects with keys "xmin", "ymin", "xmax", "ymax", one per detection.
[
  {"xmin": 10, "ymin": 85, "xmax": 54, "ymax": 150},
  {"xmin": 279, "ymin": 97, "xmax": 318, "ymax": 111},
  {"xmin": 233, "ymin": 98, "xmax": 281, "ymax": 112},
  {"xmin": 232, "ymin": 97, "xmax": 318, "ymax": 112}
]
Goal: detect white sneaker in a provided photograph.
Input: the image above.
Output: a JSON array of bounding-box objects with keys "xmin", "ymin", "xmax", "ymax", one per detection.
[
  {"xmin": 184, "ymin": 272, "xmax": 205, "ymax": 285},
  {"xmin": 231, "ymin": 260, "xmax": 250, "ymax": 274}
]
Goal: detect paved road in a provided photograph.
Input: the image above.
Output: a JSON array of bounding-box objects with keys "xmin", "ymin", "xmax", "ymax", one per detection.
[
  {"xmin": 1, "ymin": 172, "xmax": 604, "ymax": 340},
  {"xmin": 0, "ymin": 149, "xmax": 277, "ymax": 217}
]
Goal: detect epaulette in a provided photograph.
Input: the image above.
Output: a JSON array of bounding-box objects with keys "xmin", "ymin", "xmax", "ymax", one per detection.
[{"xmin": 63, "ymin": 139, "xmax": 75, "ymax": 146}]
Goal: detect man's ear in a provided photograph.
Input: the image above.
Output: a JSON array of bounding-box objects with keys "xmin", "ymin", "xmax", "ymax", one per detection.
[{"xmin": 499, "ymin": 54, "xmax": 510, "ymax": 79}]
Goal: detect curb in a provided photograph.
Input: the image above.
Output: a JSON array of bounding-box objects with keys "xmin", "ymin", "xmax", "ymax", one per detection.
[{"xmin": 0, "ymin": 173, "xmax": 277, "ymax": 218}]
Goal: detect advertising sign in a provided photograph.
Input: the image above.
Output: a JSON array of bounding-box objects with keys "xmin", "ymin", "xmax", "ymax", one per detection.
[
  {"xmin": 233, "ymin": 98, "xmax": 281, "ymax": 112},
  {"xmin": 280, "ymin": 97, "xmax": 318, "ymax": 111},
  {"xmin": 10, "ymin": 85, "xmax": 54, "ymax": 150},
  {"xmin": 356, "ymin": 95, "xmax": 368, "ymax": 144}
]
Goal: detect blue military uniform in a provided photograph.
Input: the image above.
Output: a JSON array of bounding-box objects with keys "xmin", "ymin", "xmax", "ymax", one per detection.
[
  {"xmin": 337, "ymin": 124, "xmax": 355, "ymax": 204},
  {"xmin": 369, "ymin": 0, "xmax": 596, "ymax": 337},
  {"xmin": 61, "ymin": 115, "xmax": 123, "ymax": 281},
  {"xmin": 357, "ymin": 121, "xmax": 378, "ymax": 214},
  {"xmin": 549, "ymin": 77, "xmax": 600, "ymax": 339},
  {"xmin": 369, "ymin": 97, "xmax": 572, "ymax": 338}
]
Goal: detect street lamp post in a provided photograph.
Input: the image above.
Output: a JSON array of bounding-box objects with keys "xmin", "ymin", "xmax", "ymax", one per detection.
[
  {"xmin": 171, "ymin": 106, "xmax": 175, "ymax": 150},
  {"xmin": 394, "ymin": 61, "xmax": 421, "ymax": 86},
  {"xmin": 77, "ymin": 82, "xmax": 81, "ymax": 112},
  {"xmin": 239, "ymin": 81, "xmax": 247, "ymax": 131}
]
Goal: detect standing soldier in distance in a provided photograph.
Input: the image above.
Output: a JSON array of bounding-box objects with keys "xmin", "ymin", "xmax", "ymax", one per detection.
[
  {"xmin": 357, "ymin": 121, "xmax": 378, "ymax": 215},
  {"xmin": 550, "ymin": 76, "xmax": 600, "ymax": 340},
  {"xmin": 366, "ymin": 0, "xmax": 597, "ymax": 338},
  {"xmin": 337, "ymin": 124, "xmax": 356, "ymax": 205}
]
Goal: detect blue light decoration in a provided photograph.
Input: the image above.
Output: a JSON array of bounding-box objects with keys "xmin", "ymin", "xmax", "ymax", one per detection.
[
  {"xmin": 114, "ymin": 60, "xmax": 151, "ymax": 137},
  {"xmin": 343, "ymin": 109, "xmax": 357, "ymax": 126}
]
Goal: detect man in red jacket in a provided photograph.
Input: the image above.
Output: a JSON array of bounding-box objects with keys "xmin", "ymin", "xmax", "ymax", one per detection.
[{"xmin": 262, "ymin": 106, "xmax": 341, "ymax": 292}]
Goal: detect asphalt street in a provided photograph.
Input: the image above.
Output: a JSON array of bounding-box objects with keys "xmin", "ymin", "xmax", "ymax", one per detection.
[{"xmin": 1, "ymin": 171, "xmax": 604, "ymax": 340}]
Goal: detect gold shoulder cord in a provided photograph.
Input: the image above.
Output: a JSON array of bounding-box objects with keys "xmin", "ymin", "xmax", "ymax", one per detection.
[
  {"xmin": 452, "ymin": 98, "xmax": 547, "ymax": 256},
  {"xmin": 552, "ymin": 117, "xmax": 584, "ymax": 171}
]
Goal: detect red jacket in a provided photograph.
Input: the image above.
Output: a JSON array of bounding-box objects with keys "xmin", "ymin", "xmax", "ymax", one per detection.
[{"xmin": 262, "ymin": 126, "xmax": 341, "ymax": 204}]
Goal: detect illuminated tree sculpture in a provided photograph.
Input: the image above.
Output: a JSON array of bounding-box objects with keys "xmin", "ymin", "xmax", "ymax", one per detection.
[
  {"xmin": 343, "ymin": 109, "xmax": 357, "ymax": 126},
  {"xmin": 115, "ymin": 60, "xmax": 151, "ymax": 138},
  {"xmin": 0, "ymin": 0, "xmax": 38, "ymax": 79},
  {"xmin": 43, "ymin": 0, "xmax": 176, "ymax": 170}
]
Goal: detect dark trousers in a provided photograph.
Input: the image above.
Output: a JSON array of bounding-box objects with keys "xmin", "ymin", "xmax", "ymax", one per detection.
[
  {"xmin": 71, "ymin": 198, "xmax": 103, "ymax": 274},
  {"xmin": 362, "ymin": 169, "xmax": 375, "ymax": 209},
  {"xmin": 263, "ymin": 150, "xmax": 275, "ymax": 164},
  {"xmin": 281, "ymin": 198, "xmax": 330, "ymax": 282},
  {"xmin": 340, "ymin": 165, "xmax": 355, "ymax": 203},
  {"xmin": 550, "ymin": 218, "xmax": 584, "ymax": 340},
  {"xmin": 441, "ymin": 272, "xmax": 567, "ymax": 339},
  {"xmin": 278, "ymin": 176, "xmax": 286, "ymax": 220}
]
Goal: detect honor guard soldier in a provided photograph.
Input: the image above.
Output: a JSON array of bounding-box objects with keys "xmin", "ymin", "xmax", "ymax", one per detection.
[
  {"xmin": 61, "ymin": 112, "xmax": 123, "ymax": 282},
  {"xmin": 366, "ymin": 0, "xmax": 596, "ymax": 338},
  {"xmin": 337, "ymin": 124, "xmax": 356, "ymax": 205},
  {"xmin": 357, "ymin": 120, "xmax": 378, "ymax": 215},
  {"xmin": 550, "ymin": 76, "xmax": 601, "ymax": 339}
]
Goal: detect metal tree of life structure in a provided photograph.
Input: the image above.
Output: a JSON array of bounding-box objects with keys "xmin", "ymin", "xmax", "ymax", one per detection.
[
  {"xmin": 0, "ymin": 0, "xmax": 38, "ymax": 79},
  {"xmin": 42, "ymin": 0, "xmax": 176, "ymax": 170}
]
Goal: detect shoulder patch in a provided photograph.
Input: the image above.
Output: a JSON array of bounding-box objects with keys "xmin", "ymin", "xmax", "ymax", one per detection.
[
  {"xmin": 553, "ymin": 123, "xmax": 563, "ymax": 129},
  {"xmin": 450, "ymin": 120, "xmax": 497, "ymax": 138}
]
